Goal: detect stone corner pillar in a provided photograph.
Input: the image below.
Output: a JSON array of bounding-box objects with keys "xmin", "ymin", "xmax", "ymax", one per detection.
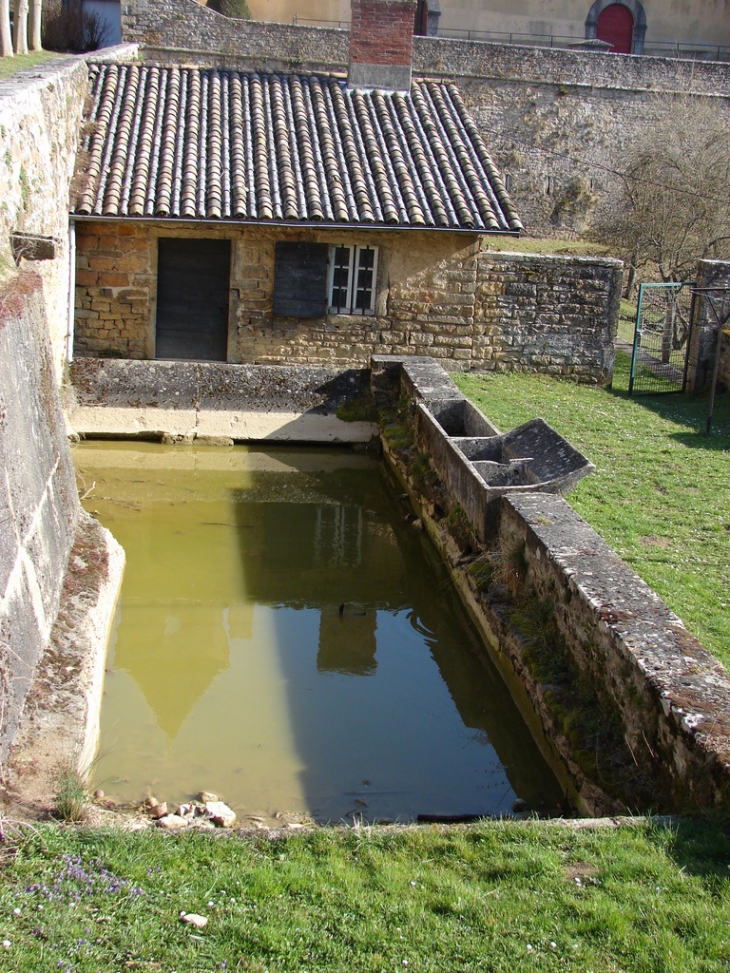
[{"xmin": 687, "ymin": 260, "xmax": 730, "ymax": 393}]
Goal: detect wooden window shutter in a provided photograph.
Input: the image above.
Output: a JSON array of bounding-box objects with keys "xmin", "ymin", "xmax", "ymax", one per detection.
[{"xmin": 273, "ymin": 242, "xmax": 329, "ymax": 318}]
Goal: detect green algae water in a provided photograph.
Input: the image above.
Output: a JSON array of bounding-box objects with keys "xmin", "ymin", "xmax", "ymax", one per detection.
[{"xmin": 75, "ymin": 442, "xmax": 563, "ymax": 823}]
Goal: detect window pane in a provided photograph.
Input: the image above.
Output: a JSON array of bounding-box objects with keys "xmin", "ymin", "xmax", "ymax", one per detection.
[
  {"xmin": 354, "ymin": 247, "xmax": 375, "ymax": 312},
  {"xmin": 330, "ymin": 246, "xmax": 352, "ymax": 311}
]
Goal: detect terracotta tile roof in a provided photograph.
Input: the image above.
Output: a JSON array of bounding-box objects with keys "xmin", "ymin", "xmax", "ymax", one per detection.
[{"xmin": 73, "ymin": 62, "xmax": 522, "ymax": 233}]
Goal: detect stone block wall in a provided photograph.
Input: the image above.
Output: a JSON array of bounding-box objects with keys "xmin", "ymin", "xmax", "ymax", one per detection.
[
  {"xmin": 498, "ymin": 493, "xmax": 730, "ymax": 809},
  {"xmin": 474, "ymin": 251, "xmax": 620, "ymax": 379},
  {"xmin": 0, "ymin": 274, "xmax": 80, "ymax": 760},
  {"xmin": 687, "ymin": 260, "xmax": 730, "ymax": 394},
  {"xmin": 121, "ymin": 0, "xmax": 348, "ymax": 73},
  {"xmin": 0, "ymin": 57, "xmax": 88, "ymax": 379},
  {"xmin": 73, "ymin": 220, "xmax": 621, "ymax": 381},
  {"xmin": 74, "ymin": 223, "xmax": 154, "ymax": 359}
]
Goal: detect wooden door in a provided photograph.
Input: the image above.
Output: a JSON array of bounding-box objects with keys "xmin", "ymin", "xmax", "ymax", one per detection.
[
  {"xmin": 597, "ymin": 3, "xmax": 634, "ymax": 54},
  {"xmin": 156, "ymin": 238, "xmax": 231, "ymax": 361}
]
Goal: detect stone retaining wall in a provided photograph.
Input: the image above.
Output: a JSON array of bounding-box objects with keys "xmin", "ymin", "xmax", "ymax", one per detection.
[
  {"xmin": 73, "ymin": 220, "xmax": 620, "ymax": 381},
  {"xmin": 499, "ymin": 494, "xmax": 730, "ymax": 810},
  {"xmin": 0, "ymin": 57, "xmax": 88, "ymax": 378},
  {"xmin": 0, "ymin": 275, "xmax": 80, "ymax": 760},
  {"xmin": 123, "ymin": 0, "xmax": 730, "ymax": 95}
]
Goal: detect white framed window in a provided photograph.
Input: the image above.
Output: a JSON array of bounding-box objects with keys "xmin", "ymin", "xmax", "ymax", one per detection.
[{"xmin": 328, "ymin": 245, "xmax": 378, "ymax": 315}]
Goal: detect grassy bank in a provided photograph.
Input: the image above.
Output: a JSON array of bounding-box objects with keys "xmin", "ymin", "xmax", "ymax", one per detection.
[
  {"xmin": 0, "ymin": 51, "xmax": 60, "ymax": 81},
  {"xmin": 0, "ymin": 819, "xmax": 728, "ymax": 972},
  {"xmin": 455, "ymin": 353, "xmax": 730, "ymax": 668}
]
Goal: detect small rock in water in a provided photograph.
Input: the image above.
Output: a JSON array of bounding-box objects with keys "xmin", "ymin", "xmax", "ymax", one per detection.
[
  {"xmin": 157, "ymin": 814, "xmax": 188, "ymax": 830},
  {"xmin": 150, "ymin": 802, "xmax": 168, "ymax": 819},
  {"xmin": 146, "ymin": 795, "xmax": 159, "ymax": 807},
  {"xmin": 93, "ymin": 789, "xmax": 104, "ymax": 800},
  {"xmin": 180, "ymin": 913, "xmax": 208, "ymax": 928},
  {"xmin": 198, "ymin": 791, "xmax": 218, "ymax": 803},
  {"xmin": 205, "ymin": 801, "xmax": 237, "ymax": 828}
]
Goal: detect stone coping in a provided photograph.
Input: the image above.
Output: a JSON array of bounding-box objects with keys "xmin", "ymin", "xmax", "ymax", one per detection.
[{"xmin": 67, "ymin": 358, "xmax": 377, "ymax": 443}]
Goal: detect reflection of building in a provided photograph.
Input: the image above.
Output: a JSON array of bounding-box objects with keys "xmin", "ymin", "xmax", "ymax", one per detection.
[
  {"xmin": 318, "ymin": 609, "xmax": 377, "ymax": 676},
  {"xmin": 82, "ymin": 442, "xmax": 562, "ymax": 809}
]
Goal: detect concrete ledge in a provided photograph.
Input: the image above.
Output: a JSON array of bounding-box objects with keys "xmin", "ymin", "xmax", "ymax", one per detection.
[
  {"xmin": 67, "ymin": 359, "xmax": 377, "ymax": 443},
  {"xmin": 5, "ymin": 511, "xmax": 125, "ymax": 813}
]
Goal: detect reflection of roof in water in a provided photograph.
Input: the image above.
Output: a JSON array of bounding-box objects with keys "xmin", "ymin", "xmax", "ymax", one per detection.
[{"xmin": 114, "ymin": 602, "xmax": 243, "ymax": 739}]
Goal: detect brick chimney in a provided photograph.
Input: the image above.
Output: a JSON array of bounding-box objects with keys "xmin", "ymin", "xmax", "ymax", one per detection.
[{"xmin": 348, "ymin": 0, "xmax": 417, "ymax": 92}]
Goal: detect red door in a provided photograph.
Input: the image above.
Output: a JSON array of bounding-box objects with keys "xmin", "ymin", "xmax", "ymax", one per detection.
[{"xmin": 597, "ymin": 3, "xmax": 634, "ymax": 53}]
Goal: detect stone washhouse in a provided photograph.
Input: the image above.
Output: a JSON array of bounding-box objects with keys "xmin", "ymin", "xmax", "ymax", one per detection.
[{"xmin": 69, "ymin": 0, "xmax": 620, "ymax": 381}]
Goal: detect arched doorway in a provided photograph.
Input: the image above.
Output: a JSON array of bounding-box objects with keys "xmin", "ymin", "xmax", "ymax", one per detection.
[{"xmin": 597, "ymin": 3, "xmax": 634, "ymax": 53}]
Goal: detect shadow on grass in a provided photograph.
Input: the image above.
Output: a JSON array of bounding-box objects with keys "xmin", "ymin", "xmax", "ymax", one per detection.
[
  {"xmin": 610, "ymin": 352, "xmax": 730, "ymax": 448},
  {"xmin": 650, "ymin": 817, "xmax": 730, "ymax": 893}
]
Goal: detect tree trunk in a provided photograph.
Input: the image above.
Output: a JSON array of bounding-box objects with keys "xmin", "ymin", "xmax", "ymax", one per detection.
[
  {"xmin": 0, "ymin": 0, "xmax": 13, "ymax": 56},
  {"xmin": 661, "ymin": 301, "xmax": 676, "ymax": 365},
  {"xmin": 624, "ymin": 261, "xmax": 637, "ymax": 301},
  {"xmin": 13, "ymin": 0, "xmax": 29, "ymax": 54},
  {"xmin": 29, "ymin": 0, "xmax": 42, "ymax": 51}
]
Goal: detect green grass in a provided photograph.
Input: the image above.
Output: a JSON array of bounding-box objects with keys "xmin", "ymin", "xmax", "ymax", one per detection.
[
  {"xmin": 0, "ymin": 819, "xmax": 728, "ymax": 972},
  {"xmin": 0, "ymin": 51, "xmax": 60, "ymax": 81},
  {"xmin": 483, "ymin": 235, "xmax": 613, "ymax": 257},
  {"xmin": 53, "ymin": 766, "xmax": 88, "ymax": 824},
  {"xmin": 455, "ymin": 353, "xmax": 730, "ymax": 667},
  {"xmin": 617, "ymin": 299, "xmax": 636, "ymax": 344}
]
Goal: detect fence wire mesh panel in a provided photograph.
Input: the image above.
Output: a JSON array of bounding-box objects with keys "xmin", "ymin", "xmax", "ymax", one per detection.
[{"xmin": 629, "ymin": 282, "xmax": 695, "ymax": 395}]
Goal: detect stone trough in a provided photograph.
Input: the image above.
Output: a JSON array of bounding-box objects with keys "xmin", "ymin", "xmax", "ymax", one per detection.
[{"xmin": 380, "ymin": 356, "xmax": 594, "ymax": 543}]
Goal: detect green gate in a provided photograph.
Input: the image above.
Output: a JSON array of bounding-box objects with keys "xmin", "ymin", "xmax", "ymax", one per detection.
[{"xmin": 629, "ymin": 282, "xmax": 695, "ymax": 395}]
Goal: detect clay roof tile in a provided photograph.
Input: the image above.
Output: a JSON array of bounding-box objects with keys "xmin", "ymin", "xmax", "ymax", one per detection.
[{"xmin": 73, "ymin": 63, "xmax": 522, "ymax": 234}]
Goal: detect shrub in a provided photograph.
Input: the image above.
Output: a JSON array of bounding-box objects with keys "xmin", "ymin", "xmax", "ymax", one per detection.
[
  {"xmin": 207, "ymin": 0, "xmax": 252, "ymax": 20},
  {"xmin": 42, "ymin": 0, "xmax": 109, "ymax": 53}
]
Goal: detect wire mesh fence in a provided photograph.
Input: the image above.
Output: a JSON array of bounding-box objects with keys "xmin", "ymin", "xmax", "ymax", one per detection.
[{"xmin": 628, "ymin": 282, "xmax": 695, "ymax": 395}]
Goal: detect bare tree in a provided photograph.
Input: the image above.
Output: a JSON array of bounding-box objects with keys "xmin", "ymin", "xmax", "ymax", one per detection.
[
  {"xmin": 29, "ymin": 0, "xmax": 42, "ymax": 50},
  {"xmin": 1, "ymin": 0, "xmax": 13, "ymax": 56},
  {"xmin": 13, "ymin": 0, "xmax": 29, "ymax": 53},
  {"xmin": 592, "ymin": 95, "xmax": 730, "ymax": 361},
  {"xmin": 594, "ymin": 96, "xmax": 730, "ymax": 286}
]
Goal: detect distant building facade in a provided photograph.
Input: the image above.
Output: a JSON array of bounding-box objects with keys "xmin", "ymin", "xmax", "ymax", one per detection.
[{"xmin": 243, "ymin": 0, "xmax": 729, "ymax": 57}]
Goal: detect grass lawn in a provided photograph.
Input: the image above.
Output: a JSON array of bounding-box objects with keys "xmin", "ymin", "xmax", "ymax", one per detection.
[
  {"xmin": 0, "ymin": 818, "xmax": 728, "ymax": 972},
  {"xmin": 0, "ymin": 51, "xmax": 61, "ymax": 81},
  {"xmin": 455, "ymin": 352, "xmax": 730, "ymax": 668},
  {"xmin": 482, "ymin": 235, "xmax": 613, "ymax": 257}
]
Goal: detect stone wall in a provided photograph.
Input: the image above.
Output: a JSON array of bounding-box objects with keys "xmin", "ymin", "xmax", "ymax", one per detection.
[
  {"xmin": 498, "ymin": 494, "xmax": 730, "ymax": 810},
  {"xmin": 121, "ymin": 0, "xmax": 730, "ymax": 236},
  {"xmin": 687, "ymin": 260, "xmax": 730, "ymax": 394},
  {"xmin": 0, "ymin": 274, "xmax": 80, "ymax": 760},
  {"xmin": 121, "ymin": 1, "xmax": 349, "ymax": 72},
  {"xmin": 73, "ymin": 220, "xmax": 621, "ymax": 381},
  {"xmin": 0, "ymin": 57, "xmax": 89, "ymax": 379},
  {"xmin": 379, "ymin": 355, "xmax": 730, "ymax": 813},
  {"xmin": 123, "ymin": 0, "xmax": 730, "ymax": 95}
]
